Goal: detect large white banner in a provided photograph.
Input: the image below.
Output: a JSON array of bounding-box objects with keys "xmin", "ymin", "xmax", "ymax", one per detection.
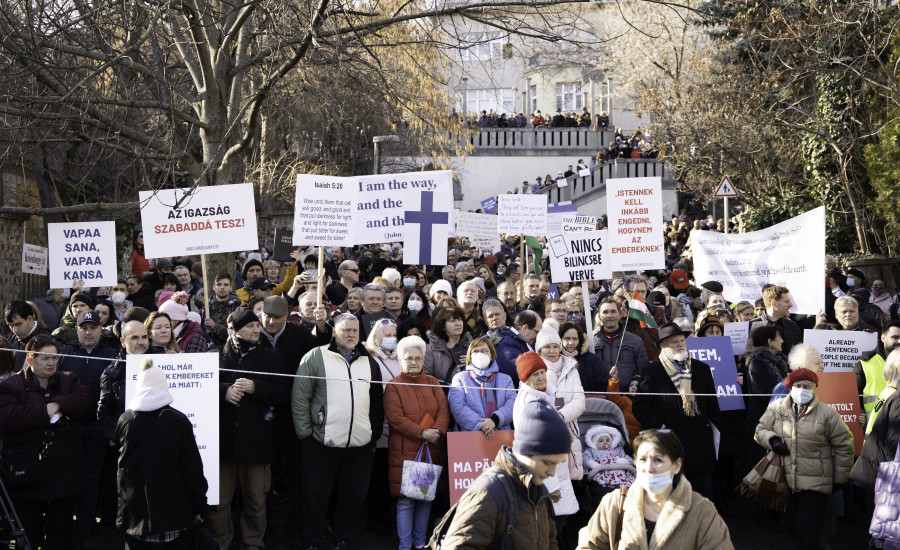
[
  {"xmin": 139, "ymin": 183, "xmax": 259, "ymax": 258},
  {"xmin": 125, "ymin": 353, "xmax": 220, "ymax": 504},
  {"xmin": 47, "ymin": 222, "xmax": 118, "ymax": 288},
  {"xmin": 547, "ymin": 230, "xmax": 612, "ymax": 283},
  {"xmin": 606, "ymin": 177, "xmax": 664, "ymax": 271},
  {"xmin": 294, "ymin": 171, "xmax": 453, "ymax": 246},
  {"xmin": 497, "ymin": 195, "xmax": 547, "ymax": 235},
  {"xmin": 455, "ymin": 211, "xmax": 502, "ymax": 254},
  {"xmin": 803, "ymin": 329, "xmax": 878, "ymax": 372},
  {"xmin": 691, "ymin": 207, "xmax": 826, "ymax": 314},
  {"xmin": 22, "ymin": 243, "xmax": 48, "ymax": 276}
]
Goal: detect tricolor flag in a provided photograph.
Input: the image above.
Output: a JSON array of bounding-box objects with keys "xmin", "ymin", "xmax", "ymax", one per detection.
[{"xmin": 627, "ymin": 289, "xmax": 659, "ymax": 329}]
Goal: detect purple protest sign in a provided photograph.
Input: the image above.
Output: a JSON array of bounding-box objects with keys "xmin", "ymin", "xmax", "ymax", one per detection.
[
  {"xmin": 686, "ymin": 335, "xmax": 745, "ymax": 411},
  {"xmin": 481, "ymin": 197, "xmax": 497, "ymax": 213}
]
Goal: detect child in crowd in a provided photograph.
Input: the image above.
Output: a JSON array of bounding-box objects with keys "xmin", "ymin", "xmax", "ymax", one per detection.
[{"xmin": 582, "ymin": 424, "xmax": 635, "ymax": 495}]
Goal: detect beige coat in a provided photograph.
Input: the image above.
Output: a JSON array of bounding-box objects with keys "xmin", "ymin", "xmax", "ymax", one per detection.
[
  {"xmin": 754, "ymin": 394, "xmax": 854, "ymax": 494},
  {"xmin": 576, "ymin": 476, "xmax": 733, "ymax": 550}
]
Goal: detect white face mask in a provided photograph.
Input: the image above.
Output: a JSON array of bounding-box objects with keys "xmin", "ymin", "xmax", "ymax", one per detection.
[
  {"xmin": 403, "ymin": 277, "xmax": 416, "ymax": 288},
  {"xmin": 846, "ymin": 277, "xmax": 856, "ymax": 287},
  {"xmin": 637, "ymin": 468, "xmax": 674, "ymax": 495},
  {"xmin": 791, "ymin": 387, "xmax": 814, "ymax": 405},
  {"xmin": 381, "ymin": 337, "xmax": 397, "ymax": 351},
  {"xmin": 407, "ymin": 299, "xmax": 423, "ymax": 313},
  {"xmin": 60, "ymin": 288, "xmax": 71, "ymax": 300},
  {"xmin": 470, "ymin": 352, "xmax": 491, "ymax": 370},
  {"xmin": 111, "ymin": 291, "xmax": 126, "ymax": 306}
]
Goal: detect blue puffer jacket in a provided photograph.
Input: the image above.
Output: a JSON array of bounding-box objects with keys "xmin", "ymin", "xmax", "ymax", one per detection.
[
  {"xmin": 449, "ymin": 362, "xmax": 515, "ymax": 431},
  {"xmin": 491, "ymin": 327, "xmax": 531, "ymax": 384}
]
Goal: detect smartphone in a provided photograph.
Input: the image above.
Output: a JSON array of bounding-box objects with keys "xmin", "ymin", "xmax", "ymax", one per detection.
[{"xmin": 304, "ymin": 269, "xmax": 319, "ymax": 280}]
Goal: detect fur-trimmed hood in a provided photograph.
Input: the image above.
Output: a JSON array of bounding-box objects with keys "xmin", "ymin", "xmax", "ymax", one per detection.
[{"xmin": 585, "ymin": 423, "xmax": 622, "ymax": 450}]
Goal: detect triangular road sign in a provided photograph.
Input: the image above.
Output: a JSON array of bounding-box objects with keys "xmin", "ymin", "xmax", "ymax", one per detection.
[{"xmin": 714, "ymin": 176, "xmax": 739, "ymax": 197}]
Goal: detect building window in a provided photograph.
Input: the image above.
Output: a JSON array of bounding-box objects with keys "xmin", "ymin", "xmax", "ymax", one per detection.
[
  {"xmin": 466, "ymin": 89, "xmax": 515, "ymax": 114},
  {"xmin": 458, "ymin": 33, "xmax": 505, "ymax": 61},
  {"xmin": 529, "ymin": 85, "xmax": 537, "ymax": 114},
  {"xmin": 556, "ymin": 83, "xmax": 582, "ymax": 111}
]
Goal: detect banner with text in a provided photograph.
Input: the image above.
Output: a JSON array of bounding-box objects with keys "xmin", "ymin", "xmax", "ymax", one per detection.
[
  {"xmin": 816, "ymin": 372, "xmax": 864, "ymax": 454},
  {"xmin": 803, "ymin": 329, "xmax": 878, "ymax": 372},
  {"xmin": 547, "ymin": 213, "xmax": 596, "ymax": 235},
  {"xmin": 22, "ymin": 243, "xmax": 48, "ymax": 276},
  {"xmin": 48, "ymin": 222, "xmax": 118, "ymax": 288},
  {"xmin": 724, "ymin": 322, "xmax": 750, "ymax": 356},
  {"xmin": 456, "ymin": 211, "xmax": 502, "ymax": 254},
  {"xmin": 606, "ymin": 177, "xmax": 664, "ymax": 271},
  {"xmin": 498, "ymin": 195, "xmax": 547, "ymax": 235},
  {"xmin": 403, "ymin": 190, "xmax": 452, "ymax": 265},
  {"xmin": 547, "ymin": 230, "xmax": 612, "ymax": 283},
  {"xmin": 125, "ymin": 353, "xmax": 220, "ymax": 504},
  {"xmin": 448, "ymin": 430, "xmax": 515, "ymax": 505},
  {"xmin": 480, "ymin": 197, "xmax": 498, "ymax": 214},
  {"xmin": 294, "ymin": 171, "xmax": 453, "ymax": 246},
  {"xmin": 691, "ymin": 207, "xmax": 826, "ymax": 314},
  {"xmin": 686, "ymin": 336, "xmax": 745, "ymax": 411},
  {"xmin": 139, "ymin": 183, "xmax": 258, "ymax": 258}
]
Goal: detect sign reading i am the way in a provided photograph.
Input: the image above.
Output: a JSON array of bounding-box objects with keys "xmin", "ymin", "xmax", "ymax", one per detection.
[{"xmin": 48, "ymin": 221, "xmax": 118, "ymax": 288}]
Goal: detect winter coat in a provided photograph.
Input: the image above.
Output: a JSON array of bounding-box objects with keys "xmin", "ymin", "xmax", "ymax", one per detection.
[
  {"xmin": 384, "ymin": 371, "xmax": 451, "ymax": 497},
  {"xmin": 547, "ymin": 355, "xmax": 586, "ymax": 480},
  {"xmin": 424, "ymin": 333, "xmax": 472, "ymax": 385},
  {"xmin": 605, "ymin": 378, "xmax": 641, "ymax": 442},
  {"xmin": 128, "ymin": 284, "xmax": 158, "ymax": 312},
  {"xmin": 439, "ymin": 446, "xmax": 558, "ymax": 550},
  {"xmin": 514, "ymin": 383, "xmax": 578, "ymax": 516},
  {"xmin": 6, "ymin": 322, "xmax": 51, "ymax": 371},
  {"xmin": 259, "ymin": 321, "xmax": 320, "ymax": 375},
  {"xmin": 219, "ymin": 339, "xmax": 290, "ymax": 463},
  {"xmin": 32, "ymin": 297, "xmax": 64, "ymax": 331},
  {"xmin": 131, "ymin": 248, "xmax": 150, "ymax": 276},
  {"xmin": 449, "ymin": 362, "xmax": 515, "ymax": 432},
  {"xmin": 491, "ymin": 327, "xmax": 532, "ymax": 384},
  {"xmin": 575, "ymin": 351, "xmax": 610, "ymax": 393},
  {"xmin": 851, "ymin": 388, "xmax": 900, "ymax": 491},
  {"xmin": 51, "ymin": 306, "xmax": 78, "ymax": 345},
  {"xmin": 116, "ymin": 405, "xmax": 207, "ymax": 537},
  {"xmin": 98, "ymin": 346, "xmax": 166, "ymax": 441},
  {"xmin": 632, "ymin": 359, "xmax": 720, "ymax": 473},
  {"xmin": 200, "ymin": 294, "xmax": 241, "ymax": 346},
  {"xmin": 747, "ymin": 347, "xmax": 789, "ymax": 429},
  {"xmin": 593, "ymin": 326, "xmax": 650, "ymax": 384},
  {"xmin": 174, "ymin": 320, "xmax": 208, "ymax": 353},
  {"xmin": 582, "ymin": 425, "xmax": 634, "ymax": 488},
  {"xmin": 368, "ymin": 345, "xmax": 401, "ymax": 448},
  {"xmin": 58, "ymin": 341, "xmax": 118, "ymax": 403},
  {"xmin": 575, "ymin": 476, "xmax": 733, "ymax": 550},
  {"xmin": 755, "ymin": 394, "xmax": 854, "ymax": 494},
  {"xmin": 747, "ymin": 313, "xmax": 802, "ymax": 355},
  {"xmin": 0, "ymin": 368, "xmax": 94, "ymax": 501}
]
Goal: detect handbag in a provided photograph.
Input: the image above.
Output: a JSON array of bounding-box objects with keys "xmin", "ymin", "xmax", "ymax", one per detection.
[
  {"xmin": 737, "ymin": 450, "xmax": 789, "ymax": 512},
  {"xmin": 0, "ymin": 437, "xmax": 53, "ymax": 489},
  {"xmin": 400, "ymin": 443, "xmax": 442, "ymax": 502},
  {"xmin": 870, "ymin": 440, "xmax": 900, "ymax": 544}
]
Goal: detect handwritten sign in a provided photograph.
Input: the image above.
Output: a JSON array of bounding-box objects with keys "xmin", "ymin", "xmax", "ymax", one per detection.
[
  {"xmin": 547, "ymin": 230, "xmax": 611, "ymax": 283},
  {"xmin": 456, "ymin": 211, "xmax": 501, "ymax": 253},
  {"xmin": 48, "ymin": 221, "xmax": 118, "ymax": 288},
  {"xmin": 816, "ymin": 372, "xmax": 863, "ymax": 454},
  {"xmin": 447, "ymin": 430, "xmax": 515, "ymax": 505},
  {"xmin": 22, "ymin": 243, "xmax": 48, "ymax": 276},
  {"xmin": 686, "ymin": 336, "xmax": 745, "ymax": 411},
  {"xmin": 139, "ymin": 183, "xmax": 258, "ymax": 258},
  {"xmin": 724, "ymin": 322, "xmax": 750, "ymax": 356},
  {"xmin": 803, "ymin": 329, "xmax": 878, "ymax": 372},
  {"xmin": 125, "ymin": 353, "xmax": 220, "ymax": 504},
  {"xmin": 606, "ymin": 177, "xmax": 664, "ymax": 271},
  {"xmin": 498, "ymin": 195, "xmax": 547, "ymax": 235}
]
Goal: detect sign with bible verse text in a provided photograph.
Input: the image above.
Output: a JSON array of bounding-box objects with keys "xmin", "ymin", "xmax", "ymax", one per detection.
[
  {"xmin": 606, "ymin": 177, "xmax": 664, "ymax": 271},
  {"xmin": 547, "ymin": 230, "xmax": 611, "ymax": 283},
  {"xmin": 456, "ymin": 211, "xmax": 502, "ymax": 253},
  {"xmin": 803, "ymin": 329, "xmax": 878, "ymax": 372},
  {"xmin": 48, "ymin": 221, "xmax": 118, "ymax": 288},
  {"xmin": 294, "ymin": 171, "xmax": 453, "ymax": 246},
  {"xmin": 139, "ymin": 183, "xmax": 258, "ymax": 258},
  {"xmin": 498, "ymin": 195, "xmax": 547, "ymax": 235},
  {"xmin": 448, "ymin": 430, "xmax": 515, "ymax": 505}
]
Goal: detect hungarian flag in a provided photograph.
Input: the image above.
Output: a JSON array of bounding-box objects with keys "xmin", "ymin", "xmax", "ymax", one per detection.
[{"xmin": 627, "ymin": 289, "xmax": 659, "ymax": 329}]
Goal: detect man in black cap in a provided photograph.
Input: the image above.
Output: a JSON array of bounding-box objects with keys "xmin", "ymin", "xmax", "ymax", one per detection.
[
  {"xmin": 247, "ymin": 277, "xmax": 275, "ymax": 302},
  {"xmin": 699, "ymin": 280, "xmax": 725, "ymax": 309},
  {"xmin": 143, "ymin": 258, "xmax": 175, "ymax": 293},
  {"xmin": 632, "ymin": 321, "xmax": 720, "ymax": 500},
  {"xmin": 52, "ymin": 292, "xmax": 95, "ymax": 345},
  {"xmin": 236, "ymin": 258, "xmax": 266, "ymax": 304}
]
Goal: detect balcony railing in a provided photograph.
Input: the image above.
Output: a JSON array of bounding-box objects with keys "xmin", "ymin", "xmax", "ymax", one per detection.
[
  {"xmin": 447, "ymin": 128, "xmax": 617, "ymax": 152},
  {"xmin": 538, "ymin": 158, "xmax": 667, "ymax": 204}
]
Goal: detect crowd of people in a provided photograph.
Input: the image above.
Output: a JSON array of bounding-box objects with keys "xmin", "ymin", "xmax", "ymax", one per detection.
[{"xmin": 0, "ymin": 217, "xmax": 897, "ymax": 550}]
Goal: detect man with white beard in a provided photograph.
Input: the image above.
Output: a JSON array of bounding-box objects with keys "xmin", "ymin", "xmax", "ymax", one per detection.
[
  {"xmin": 457, "ymin": 280, "xmax": 487, "ymax": 337},
  {"xmin": 632, "ymin": 322, "xmax": 720, "ymax": 501}
]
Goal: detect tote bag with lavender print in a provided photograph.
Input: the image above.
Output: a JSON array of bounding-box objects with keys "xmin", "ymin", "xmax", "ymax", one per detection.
[{"xmin": 401, "ymin": 443, "xmax": 442, "ymax": 501}]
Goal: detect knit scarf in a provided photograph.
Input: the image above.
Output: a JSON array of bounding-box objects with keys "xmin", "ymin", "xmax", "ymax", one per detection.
[
  {"xmin": 545, "ymin": 356, "xmax": 564, "ymax": 389},
  {"xmin": 562, "ymin": 349, "xmax": 578, "ymax": 359},
  {"xmin": 230, "ymin": 335, "xmax": 258, "ymax": 357},
  {"xmin": 658, "ymin": 350, "xmax": 699, "ymax": 417},
  {"xmin": 469, "ymin": 370, "xmax": 497, "ymax": 417}
]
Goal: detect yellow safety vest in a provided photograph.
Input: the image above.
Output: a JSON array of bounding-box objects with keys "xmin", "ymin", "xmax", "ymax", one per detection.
[
  {"xmin": 866, "ymin": 385, "xmax": 897, "ymax": 435},
  {"xmin": 861, "ymin": 354, "xmax": 887, "ymax": 414}
]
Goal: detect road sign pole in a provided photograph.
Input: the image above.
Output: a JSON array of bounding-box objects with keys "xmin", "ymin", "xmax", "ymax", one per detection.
[{"xmin": 724, "ymin": 196, "xmax": 729, "ymax": 234}]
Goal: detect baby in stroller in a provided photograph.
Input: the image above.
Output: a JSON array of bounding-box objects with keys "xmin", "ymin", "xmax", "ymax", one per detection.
[{"xmin": 582, "ymin": 424, "xmax": 635, "ymax": 494}]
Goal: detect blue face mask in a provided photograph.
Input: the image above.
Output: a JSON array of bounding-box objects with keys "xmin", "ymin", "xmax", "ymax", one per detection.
[
  {"xmin": 326, "ymin": 247, "xmax": 333, "ymax": 255},
  {"xmin": 381, "ymin": 337, "xmax": 397, "ymax": 351}
]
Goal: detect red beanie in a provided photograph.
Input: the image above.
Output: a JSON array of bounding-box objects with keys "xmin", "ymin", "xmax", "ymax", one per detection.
[
  {"xmin": 516, "ymin": 351, "xmax": 546, "ymax": 383},
  {"xmin": 785, "ymin": 368, "xmax": 819, "ymax": 388}
]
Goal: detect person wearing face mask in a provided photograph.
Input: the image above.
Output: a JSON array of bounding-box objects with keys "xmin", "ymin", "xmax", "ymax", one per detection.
[
  {"xmin": 755, "ymin": 368, "xmax": 854, "ymax": 550},
  {"xmin": 400, "ymin": 289, "xmax": 431, "ymax": 331},
  {"xmin": 107, "ymin": 289, "xmax": 133, "ymax": 322},
  {"xmin": 401, "ymin": 266, "xmax": 421, "ymax": 294},
  {"xmin": 448, "ymin": 338, "xmax": 515, "ymax": 439},
  {"xmin": 576, "ymin": 429, "xmax": 733, "ymax": 550},
  {"xmin": 870, "ymin": 279, "xmax": 892, "ymax": 317}
]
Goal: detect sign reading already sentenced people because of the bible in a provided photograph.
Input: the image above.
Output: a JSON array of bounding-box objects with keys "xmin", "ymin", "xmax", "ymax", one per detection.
[
  {"xmin": 47, "ymin": 221, "xmax": 118, "ymax": 288},
  {"xmin": 139, "ymin": 183, "xmax": 259, "ymax": 258},
  {"xmin": 685, "ymin": 336, "xmax": 745, "ymax": 411},
  {"xmin": 803, "ymin": 329, "xmax": 878, "ymax": 372},
  {"xmin": 294, "ymin": 171, "xmax": 453, "ymax": 246},
  {"xmin": 606, "ymin": 177, "xmax": 664, "ymax": 271},
  {"xmin": 125, "ymin": 353, "xmax": 220, "ymax": 504},
  {"xmin": 447, "ymin": 430, "xmax": 515, "ymax": 505},
  {"xmin": 547, "ymin": 230, "xmax": 612, "ymax": 283}
]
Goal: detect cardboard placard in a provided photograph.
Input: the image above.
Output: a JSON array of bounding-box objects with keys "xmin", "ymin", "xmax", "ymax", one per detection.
[
  {"xmin": 22, "ymin": 243, "xmax": 48, "ymax": 276},
  {"xmin": 547, "ymin": 230, "xmax": 612, "ymax": 283},
  {"xmin": 497, "ymin": 195, "xmax": 547, "ymax": 235},
  {"xmin": 606, "ymin": 177, "xmax": 664, "ymax": 271},
  {"xmin": 47, "ymin": 221, "xmax": 118, "ymax": 288},
  {"xmin": 803, "ymin": 329, "xmax": 878, "ymax": 372},
  {"xmin": 447, "ymin": 430, "xmax": 515, "ymax": 505},
  {"xmin": 402, "ymin": 190, "xmax": 452, "ymax": 265},
  {"xmin": 480, "ymin": 197, "xmax": 498, "ymax": 214},
  {"xmin": 815, "ymin": 371, "xmax": 864, "ymax": 454},
  {"xmin": 455, "ymin": 211, "xmax": 502, "ymax": 254},
  {"xmin": 686, "ymin": 336, "xmax": 745, "ymax": 411}
]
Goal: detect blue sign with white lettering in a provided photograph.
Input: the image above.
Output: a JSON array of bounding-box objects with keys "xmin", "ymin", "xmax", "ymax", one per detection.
[
  {"xmin": 686, "ymin": 336, "xmax": 745, "ymax": 411},
  {"xmin": 481, "ymin": 197, "xmax": 498, "ymax": 213}
]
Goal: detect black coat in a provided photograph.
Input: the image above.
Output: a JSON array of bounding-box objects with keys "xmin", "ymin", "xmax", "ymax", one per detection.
[
  {"xmin": 259, "ymin": 322, "xmax": 320, "ymax": 376},
  {"xmin": 747, "ymin": 347, "xmax": 789, "ymax": 430},
  {"xmin": 632, "ymin": 358, "xmax": 720, "ymax": 473},
  {"xmin": 219, "ymin": 341, "xmax": 290, "ymax": 463},
  {"xmin": 117, "ymin": 405, "xmax": 207, "ymax": 536},
  {"xmin": 59, "ymin": 341, "xmax": 118, "ymax": 403},
  {"xmin": 128, "ymin": 284, "xmax": 157, "ymax": 312},
  {"xmin": 575, "ymin": 351, "xmax": 610, "ymax": 393},
  {"xmin": 98, "ymin": 346, "xmax": 166, "ymax": 440},
  {"xmin": 851, "ymin": 389, "xmax": 900, "ymax": 491}
]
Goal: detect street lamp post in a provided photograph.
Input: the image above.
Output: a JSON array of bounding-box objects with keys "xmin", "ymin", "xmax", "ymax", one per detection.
[{"xmin": 373, "ymin": 134, "xmax": 400, "ymax": 175}]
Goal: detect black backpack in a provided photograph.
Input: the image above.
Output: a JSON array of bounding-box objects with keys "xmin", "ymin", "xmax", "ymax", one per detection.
[{"xmin": 426, "ymin": 470, "xmax": 521, "ymax": 549}]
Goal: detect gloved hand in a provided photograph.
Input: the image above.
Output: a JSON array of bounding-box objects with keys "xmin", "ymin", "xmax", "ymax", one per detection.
[
  {"xmin": 832, "ymin": 483, "xmax": 844, "ymax": 494},
  {"xmin": 769, "ymin": 436, "xmax": 790, "ymax": 456}
]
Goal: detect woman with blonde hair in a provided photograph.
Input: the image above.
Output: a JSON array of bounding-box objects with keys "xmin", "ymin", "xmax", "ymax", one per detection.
[{"xmin": 145, "ymin": 312, "xmax": 181, "ymax": 354}]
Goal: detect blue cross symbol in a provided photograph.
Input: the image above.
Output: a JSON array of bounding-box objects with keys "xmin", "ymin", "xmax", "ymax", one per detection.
[{"xmin": 405, "ymin": 191, "xmax": 448, "ymax": 264}]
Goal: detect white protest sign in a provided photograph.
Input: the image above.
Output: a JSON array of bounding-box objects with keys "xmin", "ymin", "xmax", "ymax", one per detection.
[
  {"xmin": 724, "ymin": 321, "xmax": 750, "ymax": 356},
  {"xmin": 294, "ymin": 171, "xmax": 453, "ymax": 246},
  {"xmin": 125, "ymin": 353, "xmax": 220, "ymax": 504},
  {"xmin": 578, "ymin": 169, "xmax": 591, "ymax": 177},
  {"xmin": 803, "ymin": 329, "xmax": 878, "ymax": 372},
  {"xmin": 22, "ymin": 243, "xmax": 48, "ymax": 276},
  {"xmin": 455, "ymin": 211, "xmax": 502, "ymax": 253},
  {"xmin": 498, "ymin": 195, "xmax": 547, "ymax": 235},
  {"xmin": 47, "ymin": 222, "xmax": 118, "ymax": 288},
  {"xmin": 547, "ymin": 230, "xmax": 612, "ymax": 283},
  {"xmin": 547, "ymin": 214, "xmax": 595, "ymax": 235},
  {"xmin": 606, "ymin": 177, "xmax": 664, "ymax": 271},
  {"xmin": 403, "ymin": 190, "xmax": 453, "ymax": 265},
  {"xmin": 139, "ymin": 183, "xmax": 258, "ymax": 258},
  {"xmin": 691, "ymin": 207, "xmax": 826, "ymax": 314}
]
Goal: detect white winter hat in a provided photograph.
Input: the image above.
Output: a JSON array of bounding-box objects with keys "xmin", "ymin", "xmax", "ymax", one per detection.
[
  {"xmin": 585, "ymin": 424, "xmax": 622, "ymax": 450},
  {"xmin": 430, "ymin": 279, "xmax": 453, "ymax": 299},
  {"xmin": 137, "ymin": 357, "xmax": 169, "ymax": 392},
  {"xmin": 535, "ymin": 318, "xmax": 562, "ymax": 353}
]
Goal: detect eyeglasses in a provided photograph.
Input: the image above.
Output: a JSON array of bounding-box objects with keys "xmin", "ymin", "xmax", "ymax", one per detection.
[
  {"xmin": 344, "ymin": 268, "xmax": 360, "ymax": 273},
  {"xmin": 402, "ymin": 356, "xmax": 424, "ymax": 364}
]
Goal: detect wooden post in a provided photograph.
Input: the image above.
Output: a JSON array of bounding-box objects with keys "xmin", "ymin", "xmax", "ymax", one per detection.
[
  {"xmin": 519, "ymin": 234, "xmax": 526, "ymax": 307},
  {"xmin": 317, "ymin": 246, "xmax": 325, "ymax": 307},
  {"xmin": 582, "ymin": 281, "xmax": 594, "ymax": 349},
  {"xmin": 200, "ymin": 254, "xmax": 211, "ymax": 320}
]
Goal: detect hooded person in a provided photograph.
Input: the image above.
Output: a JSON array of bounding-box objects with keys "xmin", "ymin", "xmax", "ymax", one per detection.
[
  {"xmin": 116, "ymin": 357, "xmax": 209, "ymax": 547},
  {"xmin": 158, "ymin": 292, "xmax": 208, "ymax": 353},
  {"xmin": 52, "ymin": 292, "xmax": 96, "ymax": 345}
]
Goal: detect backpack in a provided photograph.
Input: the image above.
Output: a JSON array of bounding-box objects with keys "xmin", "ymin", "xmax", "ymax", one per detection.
[{"xmin": 426, "ymin": 470, "xmax": 521, "ymax": 550}]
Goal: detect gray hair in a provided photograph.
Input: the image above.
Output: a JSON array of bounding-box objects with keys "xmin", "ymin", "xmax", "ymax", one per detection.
[
  {"xmin": 363, "ymin": 283, "xmax": 385, "ymax": 299},
  {"xmin": 624, "ymin": 274, "xmax": 649, "ymax": 293},
  {"xmin": 382, "ymin": 268, "xmax": 401, "ymax": 283},
  {"xmin": 834, "ymin": 296, "xmax": 858, "ymax": 311},
  {"xmin": 787, "ymin": 343, "xmax": 822, "ymax": 371},
  {"xmin": 396, "ymin": 335, "xmax": 427, "ymax": 358},
  {"xmin": 674, "ymin": 317, "xmax": 694, "ymax": 334},
  {"xmin": 333, "ymin": 313, "xmax": 359, "ymax": 328},
  {"xmin": 482, "ymin": 298, "xmax": 505, "ymax": 316}
]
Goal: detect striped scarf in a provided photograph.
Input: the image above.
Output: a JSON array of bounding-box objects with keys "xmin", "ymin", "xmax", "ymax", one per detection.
[
  {"xmin": 470, "ymin": 371, "xmax": 497, "ymax": 417},
  {"xmin": 659, "ymin": 350, "xmax": 700, "ymax": 417}
]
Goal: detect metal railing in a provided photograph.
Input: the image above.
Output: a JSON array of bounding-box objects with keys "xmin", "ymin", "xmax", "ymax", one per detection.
[
  {"xmin": 538, "ymin": 158, "xmax": 667, "ymax": 204},
  {"xmin": 447, "ymin": 128, "xmax": 617, "ymax": 151}
]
